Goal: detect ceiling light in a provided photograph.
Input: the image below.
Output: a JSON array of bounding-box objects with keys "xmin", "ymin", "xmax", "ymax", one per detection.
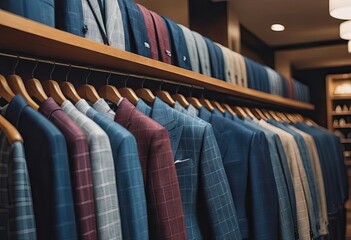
[
  {"xmin": 271, "ymin": 24, "xmax": 285, "ymax": 32},
  {"xmin": 340, "ymin": 20, "xmax": 351, "ymax": 39},
  {"xmin": 329, "ymin": 0, "xmax": 351, "ymax": 20},
  {"xmin": 349, "ymin": 40, "xmax": 351, "ymax": 53}
]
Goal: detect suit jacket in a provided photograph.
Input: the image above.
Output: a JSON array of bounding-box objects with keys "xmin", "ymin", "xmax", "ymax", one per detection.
[
  {"xmin": 0, "ymin": 133, "xmax": 36, "ymax": 240},
  {"xmin": 61, "ymin": 100, "xmax": 122, "ymax": 240},
  {"xmin": 75, "ymin": 99, "xmax": 149, "ymax": 240},
  {"xmin": 113, "ymin": 98, "xmax": 186, "ymax": 240},
  {"xmin": 233, "ymin": 51, "xmax": 247, "ymax": 87},
  {"xmin": 199, "ymin": 107, "xmax": 279, "ymax": 240},
  {"xmin": 163, "ymin": 17, "xmax": 192, "ymax": 70},
  {"xmin": 39, "ymin": 98, "xmax": 97, "ymax": 240},
  {"xmin": 265, "ymin": 67, "xmax": 280, "ymax": 96},
  {"xmin": 5, "ymin": 95, "xmax": 77, "ymax": 240},
  {"xmin": 150, "ymin": 10, "xmax": 172, "ymax": 64},
  {"xmin": 137, "ymin": 97, "xmax": 242, "ymax": 240},
  {"xmin": 216, "ymin": 44, "xmax": 236, "ymax": 84},
  {"xmin": 259, "ymin": 121, "xmax": 311, "ymax": 240},
  {"xmin": 56, "ymin": 0, "xmax": 124, "ymax": 49},
  {"xmin": 118, "ymin": 0, "xmax": 151, "ymax": 57},
  {"xmin": 192, "ymin": 31, "xmax": 211, "ymax": 76},
  {"xmin": 178, "ymin": 24, "xmax": 199, "ymax": 73},
  {"xmin": 243, "ymin": 120, "xmax": 296, "ymax": 240},
  {"xmin": 204, "ymin": 38, "xmax": 225, "ymax": 80},
  {"xmin": 0, "ymin": 0, "xmax": 55, "ymax": 27},
  {"xmin": 268, "ymin": 120, "xmax": 319, "ymax": 238},
  {"xmin": 289, "ymin": 126, "xmax": 329, "ymax": 236},
  {"xmin": 137, "ymin": 4, "xmax": 158, "ymax": 60},
  {"xmin": 245, "ymin": 57, "xmax": 270, "ymax": 93}
]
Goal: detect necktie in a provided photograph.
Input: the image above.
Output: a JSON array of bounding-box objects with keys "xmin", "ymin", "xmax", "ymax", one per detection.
[{"xmin": 150, "ymin": 11, "xmax": 172, "ymax": 64}]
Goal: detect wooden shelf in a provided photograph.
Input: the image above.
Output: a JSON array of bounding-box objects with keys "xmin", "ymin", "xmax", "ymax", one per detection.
[
  {"xmin": 334, "ymin": 125, "xmax": 351, "ymax": 129},
  {"xmin": 332, "ymin": 95, "xmax": 351, "ymax": 100},
  {"xmin": 0, "ymin": 10, "xmax": 314, "ymax": 110},
  {"xmin": 332, "ymin": 111, "xmax": 351, "ymax": 116}
]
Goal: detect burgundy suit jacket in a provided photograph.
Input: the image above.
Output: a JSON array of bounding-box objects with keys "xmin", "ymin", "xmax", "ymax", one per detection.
[
  {"xmin": 114, "ymin": 98, "xmax": 186, "ymax": 240},
  {"xmin": 39, "ymin": 97, "xmax": 97, "ymax": 240}
]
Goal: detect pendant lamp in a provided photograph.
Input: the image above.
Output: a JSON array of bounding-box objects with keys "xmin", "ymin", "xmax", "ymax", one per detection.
[
  {"xmin": 340, "ymin": 20, "xmax": 351, "ymax": 39},
  {"xmin": 330, "ymin": 0, "xmax": 351, "ymax": 20}
]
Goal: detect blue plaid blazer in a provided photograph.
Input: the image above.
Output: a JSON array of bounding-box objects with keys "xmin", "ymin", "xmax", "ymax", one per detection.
[
  {"xmin": 137, "ymin": 98, "xmax": 241, "ymax": 239},
  {"xmin": 75, "ymin": 99, "xmax": 149, "ymax": 240},
  {"xmin": 199, "ymin": 107, "xmax": 279, "ymax": 240},
  {"xmin": 0, "ymin": 0, "xmax": 54, "ymax": 27},
  {"xmin": 0, "ymin": 133, "xmax": 36, "ymax": 240},
  {"xmin": 5, "ymin": 95, "xmax": 77, "ymax": 240}
]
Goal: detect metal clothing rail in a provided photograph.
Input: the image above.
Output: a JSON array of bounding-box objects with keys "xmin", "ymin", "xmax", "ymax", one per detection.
[{"xmin": 0, "ymin": 51, "xmax": 205, "ymax": 90}]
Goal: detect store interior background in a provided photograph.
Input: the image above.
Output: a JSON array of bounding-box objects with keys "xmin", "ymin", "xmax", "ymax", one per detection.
[{"xmin": 135, "ymin": 0, "xmax": 351, "ymax": 127}]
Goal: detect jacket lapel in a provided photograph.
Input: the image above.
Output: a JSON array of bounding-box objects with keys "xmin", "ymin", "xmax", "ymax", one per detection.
[
  {"xmin": 152, "ymin": 97, "xmax": 183, "ymax": 157},
  {"xmin": 211, "ymin": 116, "xmax": 232, "ymax": 158},
  {"xmin": 86, "ymin": 0, "xmax": 108, "ymax": 40}
]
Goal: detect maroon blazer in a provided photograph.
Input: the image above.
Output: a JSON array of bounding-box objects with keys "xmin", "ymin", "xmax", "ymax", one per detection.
[
  {"xmin": 114, "ymin": 98, "xmax": 186, "ymax": 240},
  {"xmin": 137, "ymin": 4, "xmax": 159, "ymax": 60},
  {"xmin": 39, "ymin": 97, "xmax": 97, "ymax": 240},
  {"xmin": 150, "ymin": 10, "xmax": 172, "ymax": 64}
]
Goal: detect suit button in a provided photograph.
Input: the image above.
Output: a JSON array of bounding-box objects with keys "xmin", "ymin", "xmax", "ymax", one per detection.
[
  {"xmin": 144, "ymin": 42, "xmax": 150, "ymax": 48},
  {"xmin": 83, "ymin": 25, "xmax": 88, "ymax": 34},
  {"xmin": 165, "ymin": 50, "xmax": 172, "ymax": 57}
]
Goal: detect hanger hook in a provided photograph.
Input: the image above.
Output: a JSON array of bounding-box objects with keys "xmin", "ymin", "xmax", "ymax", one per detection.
[
  {"xmin": 141, "ymin": 77, "xmax": 146, "ymax": 88},
  {"xmin": 85, "ymin": 67, "xmax": 92, "ymax": 84},
  {"xmin": 13, "ymin": 55, "xmax": 20, "ymax": 74},
  {"xmin": 159, "ymin": 80, "xmax": 164, "ymax": 91},
  {"xmin": 176, "ymin": 84, "xmax": 181, "ymax": 94},
  {"xmin": 31, "ymin": 59, "xmax": 39, "ymax": 78},
  {"xmin": 65, "ymin": 64, "xmax": 72, "ymax": 82},
  {"xmin": 123, "ymin": 74, "xmax": 130, "ymax": 88},
  {"xmin": 50, "ymin": 61, "xmax": 56, "ymax": 80},
  {"xmin": 106, "ymin": 71, "xmax": 112, "ymax": 85},
  {"xmin": 189, "ymin": 85, "xmax": 194, "ymax": 97}
]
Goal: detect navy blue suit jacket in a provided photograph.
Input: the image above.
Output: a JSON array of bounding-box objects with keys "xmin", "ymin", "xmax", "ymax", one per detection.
[
  {"xmin": 162, "ymin": 17, "xmax": 192, "ymax": 70},
  {"xmin": 199, "ymin": 107, "xmax": 279, "ymax": 240},
  {"xmin": 204, "ymin": 37, "xmax": 225, "ymax": 80},
  {"xmin": 0, "ymin": 0, "xmax": 55, "ymax": 27},
  {"xmin": 6, "ymin": 95, "xmax": 77, "ymax": 240}
]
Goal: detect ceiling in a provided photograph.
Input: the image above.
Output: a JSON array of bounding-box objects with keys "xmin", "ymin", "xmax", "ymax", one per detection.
[{"xmin": 233, "ymin": 0, "xmax": 344, "ymax": 47}]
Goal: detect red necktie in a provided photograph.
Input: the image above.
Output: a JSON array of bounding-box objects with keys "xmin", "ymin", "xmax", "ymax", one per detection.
[
  {"xmin": 149, "ymin": 11, "xmax": 172, "ymax": 64},
  {"xmin": 137, "ymin": 4, "xmax": 159, "ymax": 60}
]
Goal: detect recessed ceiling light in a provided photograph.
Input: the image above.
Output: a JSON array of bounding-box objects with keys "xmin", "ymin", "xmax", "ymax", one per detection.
[{"xmin": 271, "ymin": 24, "xmax": 285, "ymax": 32}]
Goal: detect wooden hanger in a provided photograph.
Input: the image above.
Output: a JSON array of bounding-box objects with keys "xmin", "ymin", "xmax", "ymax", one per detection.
[
  {"xmin": 99, "ymin": 85, "xmax": 122, "ymax": 104},
  {"xmin": 211, "ymin": 100, "xmax": 225, "ymax": 113},
  {"xmin": 0, "ymin": 115, "xmax": 23, "ymax": 143},
  {"xmin": 187, "ymin": 97, "xmax": 202, "ymax": 109},
  {"xmin": 135, "ymin": 88, "xmax": 155, "ymax": 104},
  {"xmin": 119, "ymin": 87, "xmax": 139, "ymax": 105},
  {"xmin": 25, "ymin": 78, "xmax": 48, "ymax": 103},
  {"xmin": 0, "ymin": 74, "xmax": 15, "ymax": 103},
  {"xmin": 156, "ymin": 90, "xmax": 175, "ymax": 106},
  {"xmin": 77, "ymin": 84, "xmax": 101, "ymax": 103},
  {"xmin": 277, "ymin": 112, "xmax": 290, "ymax": 123},
  {"xmin": 221, "ymin": 103, "xmax": 236, "ymax": 116},
  {"xmin": 252, "ymin": 108, "xmax": 268, "ymax": 120},
  {"xmin": 172, "ymin": 93, "xmax": 190, "ymax": 108},
  {"xmin": 268, "ymin": 110, "xmax": 282, "ymax": 122},
  {"xmin": 261, "ymin": 109, "xmax": 273, "ymax": 119},
  {"xmin": 243, "ymin": 107, "xmax": 257, "ymax": 119},
  {"xmin": 200, "ymin": 98, "xmax": 214, "ymax": 111},
  {"xmin": 42, "ymin": 80, "xmax": 67, "ymax": 105},
  {"xmin": 60, "ymin": 82, "xmax": 81, "ymax": 104},
  {"xmin": 232, "ymin": 106, "xmax": 248, "ymax": 118},
  {"xmin": 7, "ymin": 74, "xmax": 39, "ymax": 110}
]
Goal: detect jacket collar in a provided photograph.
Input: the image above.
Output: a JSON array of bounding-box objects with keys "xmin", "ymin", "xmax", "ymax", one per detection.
[
  {"xmin": 114, "ymin": 98, "xmax": 135, "ymax": 129},
  {"xmin": 5, "ymin": 95, "xmax": 28, "ymax": 128},
  {"xmin": 151, "ymin": 97, "xmax": 183, "ymax": 156},
  {"xmin": 86, "ymin": 0, "xmax": 108, "ymax": 42}
]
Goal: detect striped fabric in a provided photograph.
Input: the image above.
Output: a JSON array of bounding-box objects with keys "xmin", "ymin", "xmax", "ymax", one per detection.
[
  {"xmin": 62, "ymin": 100, "xmax": 122, "ymax": 240},
  {"xmin": 0, "ymin": 133, "xmax": 36, "ymax": 240}
]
